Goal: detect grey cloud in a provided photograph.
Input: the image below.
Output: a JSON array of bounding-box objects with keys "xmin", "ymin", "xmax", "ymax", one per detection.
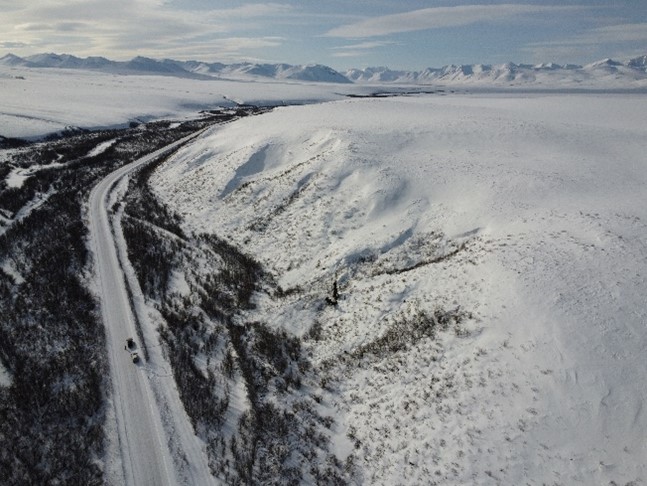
[
  {"xmin": 0, "ymin": 1, "xmax": 339, "ymax": 61},
  {"xmin": 334, "ymin": 41, "xmax": 396, "ymax": 50},
  {"xmin": 0, "ymin": 41, "xmax": 31, "ymax": 48},
  {"xmin": 325, "ymin": 4, "xmax": 589, "ymax": 38}
]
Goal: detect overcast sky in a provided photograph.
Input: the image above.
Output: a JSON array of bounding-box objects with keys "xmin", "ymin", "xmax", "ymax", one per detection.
[{"xmin": 1, "ymin": 1, "xmax": 646, "ymax": 69}]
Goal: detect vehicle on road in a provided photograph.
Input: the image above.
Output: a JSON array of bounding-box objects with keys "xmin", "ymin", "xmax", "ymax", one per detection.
[
  {"xmin": 131, "ymin": 352, "xmax": 140, "ymax": 364},
  {"xmin": 126, "ymin": 337, "xmax": 135, "ymax": 349}
]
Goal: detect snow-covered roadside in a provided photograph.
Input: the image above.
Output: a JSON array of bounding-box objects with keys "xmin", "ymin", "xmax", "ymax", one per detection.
[
  {"xmin": 150, "ymin": 93, "xmax": 647, "ymax": 484},
  {"xmin": 109, "ymin": 173, "xmax": 218, "ymax": 486},
  {"xmin": 87, "ymin": 130, "xmax": 217, "ymax": 486}
]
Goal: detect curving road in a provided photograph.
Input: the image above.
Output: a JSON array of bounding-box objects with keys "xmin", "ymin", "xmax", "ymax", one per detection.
[{"xmin": 89, "ymin": 133, "xmax": 205, "ymax": 486}]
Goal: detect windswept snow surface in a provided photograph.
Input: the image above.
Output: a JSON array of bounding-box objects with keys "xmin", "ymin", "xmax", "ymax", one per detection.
[{"xmin": 151, "ymin": 94, "xmax": 647, "ymax": 484}]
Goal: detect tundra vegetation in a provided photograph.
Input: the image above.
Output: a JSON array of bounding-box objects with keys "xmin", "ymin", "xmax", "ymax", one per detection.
[
  {"xmin": 0, "ymin": 111, "xmax": 233, "ymax": 484},
  {"xmin": 119, "ymin": 110, "xmax": 475, "ymax": 485},
  {"xmin": 121, "ymin": 143, "xmax": 350, "ymax": 484}
]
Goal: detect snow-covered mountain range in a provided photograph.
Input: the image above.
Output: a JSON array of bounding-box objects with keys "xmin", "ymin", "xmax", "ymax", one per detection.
[
  {"xmin": 346, "ymin": 56, "xmax": 647, "ymax": 86},
  {"xmin": 2, "ymin": 52, "xmax": 647, "ymax": 87},
  {"xmin": 0, "ymin": 53, "xmax": 352, "ymax": 84}
]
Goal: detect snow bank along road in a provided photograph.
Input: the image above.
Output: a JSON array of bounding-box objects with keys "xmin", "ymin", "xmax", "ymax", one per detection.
[{"xmin": 89, "ymin": 132, "xmax": 205, "ymax": 486}]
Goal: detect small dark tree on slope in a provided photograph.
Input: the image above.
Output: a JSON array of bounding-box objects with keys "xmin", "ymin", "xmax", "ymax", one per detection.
[{"xmin": 326, "ymin": 277, "xmax": 339, "ymax": 306}]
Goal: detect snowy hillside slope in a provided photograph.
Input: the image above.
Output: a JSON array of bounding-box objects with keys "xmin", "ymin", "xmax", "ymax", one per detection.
[{"xmin": 150, "ymin": 94, "xmax": 647, "ymax": 484}]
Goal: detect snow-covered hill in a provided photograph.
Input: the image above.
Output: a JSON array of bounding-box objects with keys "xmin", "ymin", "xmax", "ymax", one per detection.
[
  {"xmin": 17, "ymin": 52, "xmax": 114, "ymax": 70},
  {"xmin": 150, "ymin": 94, "xmax": 647, "ymax": 484},
  {"xmin": 181, "ymin": 60, "xmax": 352, "ymax": 83}
]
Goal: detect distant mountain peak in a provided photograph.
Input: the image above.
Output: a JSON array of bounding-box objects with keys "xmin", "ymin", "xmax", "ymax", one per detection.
[
  {"xmin": 628, "ymin": 55, "xmax": 647, "ymax": 71},
  {"xmin": 585, "ymin": 58, "xmax": 623, "ymax": 69},
  {"xmin": 0, "ymin": 53, "xmax": 29, "ymax": 66}
]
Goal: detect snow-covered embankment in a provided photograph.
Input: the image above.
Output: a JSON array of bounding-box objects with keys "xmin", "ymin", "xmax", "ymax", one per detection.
[{"xmin": 150, "ymin": 93, "xmax": 647, "ymax": 484}]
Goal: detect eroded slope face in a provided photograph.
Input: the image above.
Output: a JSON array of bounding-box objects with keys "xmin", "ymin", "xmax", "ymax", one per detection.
[{"xmin": 150, "ymin": 95, "xmax": 647, "ymax": 484}]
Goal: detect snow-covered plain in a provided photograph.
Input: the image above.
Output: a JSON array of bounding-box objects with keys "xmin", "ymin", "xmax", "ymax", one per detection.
[
  {"xmin": 151, "ymin": 94, "xmax": 647, "ymax": 484},
  {"xmin": 0, "ymin": 65, "xmax": 360, "ymax": 139}
]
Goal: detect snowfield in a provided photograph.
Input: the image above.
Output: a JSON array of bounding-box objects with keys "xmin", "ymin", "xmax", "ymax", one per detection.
[
  {"xmin": 150, "ymin": 94, "xmax": 647, "ymax": 484},
  {"xmin": 0, "ymin": 65, "xmax": 357, "ymax": 139},
  {"xmin": 3, "ymin": 55, "xmax": 647, "ymax": 141}
]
